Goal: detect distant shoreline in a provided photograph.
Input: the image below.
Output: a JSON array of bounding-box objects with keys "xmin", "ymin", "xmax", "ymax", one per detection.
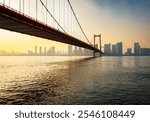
[
  {"xmin": 0, "ymin": 55, "xmax": 150, "ymax": 57},
  {"xmin": 0, "ymin": 55, "xmax": 92, "ymax": 56}
]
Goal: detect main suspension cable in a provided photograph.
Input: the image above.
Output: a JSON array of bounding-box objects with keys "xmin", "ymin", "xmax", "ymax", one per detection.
[
  {"xmin": 39, "ymin": 0, "xmax": 67, "ymax": 34},
  {"xmin": 67, "ymin": 0, "xmax": 92, "ymax": 45}
]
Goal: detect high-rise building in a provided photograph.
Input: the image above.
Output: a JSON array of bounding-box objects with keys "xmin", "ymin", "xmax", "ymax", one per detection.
[
  {"xmin": 68, "ymin": 45, "xmax": 73, "ymax": 55},
  {"xmin": 74, "ymin": 46, "xmax": 78, "ymax": 55},
  {"xmin": 126, "ymin": 48, "xmax": 132, "ymax": 56},
  {"xmin": 112, "ymin": 44, "xmax": 117, "ymax": 56},
  {"xmin": 78, "ymin": 47, "xmax": 82, "ymax": 55},
  {"xmin": 47, "ymin": 47, "xmax": 51, "ymax": 55},
  {"xmin": 44, "ymin": 47, "xmax": 47, "ymax": 55},
  {"xmin": 83, "ymin": 48, "xmax": 91, "ymax": 56},
  {"xmin": 104, "ymin": 43, "xmax": 111, "ymax": 55},
  {"xmin": 51, "ymin": 46, "xmax": 55, "ymax": 55},
  {"xmin": 116, "ymin": 42, "xmax": 123, "ymax": 56},
  {"xmin": 134, "ymin": 42, "xmax": 141, "ymax": 56},
  {"xmin": 141, "ymin": 48, "xmax": 150, "ymax": 56},
  {"xmin": 35, "ymin": 46, "xmax": 37, "ymax": 54},
  {"xmin": 39, "ymin": 46, "xmax": 42, "ymax": 54},
  {"xmin": 104, "ymin": 42, "xmax": 123, "ymax": 56},
  {"xmin": 28, "ymin": 50, "xmax": 33, "ymax": 55}
]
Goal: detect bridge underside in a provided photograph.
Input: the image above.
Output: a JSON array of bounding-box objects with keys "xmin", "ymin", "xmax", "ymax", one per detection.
[{"xmin": 0, "ymin": 5, "xmax": 102, "ymax": 53}]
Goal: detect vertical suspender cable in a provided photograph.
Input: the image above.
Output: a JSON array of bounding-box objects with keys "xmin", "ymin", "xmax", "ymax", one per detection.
[
  {"xmin": 29, "ymin": 0, "xmax": 30, "ymax": 16},
  {"xmin": 42, "ymin": 1, "xmax": 44, "ymax": 22},
  {"xmin": 67, "ymin": 0, "xmax": 92, "ymax": 45},
  {"xmin": 59, "ymin": 0, "xmax": 60, "ymax": 29},
  {"xmin": 19, "ymin": 0, "xmax": 21, "ymax": 12},
  {"xmin": 64, "ymin": 0, "xmax": 65, "ymax": 29},
  {"xmin": 67, "ymin": 2, "xmax": 69, "ymax": 34},
  {"xmin": 23, "ymin": 0, "xmax": 24, "ymax": 14},
  {"xmin": 46, "ymin": 0, "xmax": 47, "ymax": 25},
  {"xmin": 36, "ymin": 0, "xmax": 38, "ymax": 20},
  {"xmin": 58, "ymin": 0, "xmax": 61, "ymax": 30},
  {"xmin": 39, "ymin": 0, "xmax": 66, "ymax": 33},
  {"xmin": 70, "ymin": 10, "xmax": 72, "ymax": 35},
  {"xmin": 53, "ymin": 0, "xmax": 55, "ymax": 27}
]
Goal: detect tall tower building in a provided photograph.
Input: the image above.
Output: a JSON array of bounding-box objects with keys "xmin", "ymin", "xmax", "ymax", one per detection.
[
  {"xmin": 35, "ymin": 46, "xmax": 37, "ymax": 55},
  {"xmin": 44, "ymin": 47, "xmax": 47, "ymax": 55},
  {"xmin": 112, "ymin": 44, "xmax": 117, "ymax": 56},
  {"xmin": 74, "ymin": 46, "xmax": 78, "ymax": 55},
  {"xmin": 116, "ymin": 42, "xmax": 123, "ymax": 56},
  {"xmin": 104, "ymin": 43, "xmax": 111, "ymax": 55},
  {"xmin": 126, "ymin": 48, "xmax": 132, "ymax": 56},
  {"xmin": 134, "ymin": 42, "xmax": 141, "ymax": 56},
  {"xmin": 52, "ymin": 46, "xmax": 55, "ymax": 55},
  {"xmin": 39, "ymin": 46, "xmax": 42, "ymax": 55},
  {"xmin": 68, "ymin": 45, "xmax": 73, "ymax": 56},
  {"xmin": 78, "ymin": 47, "xmax": 82, "ymax": 56}
]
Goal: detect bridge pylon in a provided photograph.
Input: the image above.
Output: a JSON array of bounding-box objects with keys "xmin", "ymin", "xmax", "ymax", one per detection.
[{"xmin": 93, "ymin": 34, "xmax": 102, "ymax": 57}]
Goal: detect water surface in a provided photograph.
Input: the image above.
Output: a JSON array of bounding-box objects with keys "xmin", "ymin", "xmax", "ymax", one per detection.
[{"xmin": 0, "ymin": 56, "xmax": 150, "ymax": 105}]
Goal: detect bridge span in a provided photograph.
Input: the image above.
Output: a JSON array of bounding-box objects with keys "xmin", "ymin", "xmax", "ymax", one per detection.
[{"xmin": 0, "ymin": 1, "xmax": 103, "ymax": 55}]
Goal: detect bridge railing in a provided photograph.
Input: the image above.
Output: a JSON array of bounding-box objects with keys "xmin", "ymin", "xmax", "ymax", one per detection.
[{"xmin": 0, "ymin": 0, "xmax": 89, "ymax": 45}]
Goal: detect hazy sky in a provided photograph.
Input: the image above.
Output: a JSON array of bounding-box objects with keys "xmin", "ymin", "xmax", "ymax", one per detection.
[
  {"xmin": 72, "ymin": 0, "xmax": 150, "ymax": 51},
  {"xmin": 0, "ymin": 0, "xmax": 150, "ymax": 53}
]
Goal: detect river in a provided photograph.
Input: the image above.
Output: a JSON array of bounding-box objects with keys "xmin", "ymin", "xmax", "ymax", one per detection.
[{"xmin": 0, "ymin": 56, "xmax": 150, "ymax": 105}]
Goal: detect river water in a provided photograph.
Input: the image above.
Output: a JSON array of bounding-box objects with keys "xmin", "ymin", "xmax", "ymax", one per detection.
[{"xmin": 0, "ymin": 56, "xmax": 150, "ymax": 105}]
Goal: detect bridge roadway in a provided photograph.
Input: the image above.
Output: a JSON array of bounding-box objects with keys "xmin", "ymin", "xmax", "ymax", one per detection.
[{"xmin": 0, "ymin": 4, "xmax": 102, "ymax": 53}]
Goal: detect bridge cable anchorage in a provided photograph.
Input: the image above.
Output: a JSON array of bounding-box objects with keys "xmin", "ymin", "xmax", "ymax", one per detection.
[
  {"xmin": 39, "ymin": 0, "xmax": 67, "ymax": 34},
  {"xmin": 67, "ymin": 0, "xmax": 92, "ymax": 46}
]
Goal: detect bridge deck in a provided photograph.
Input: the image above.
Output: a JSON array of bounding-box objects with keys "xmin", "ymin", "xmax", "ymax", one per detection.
[{"xmin": 0, "ymin": 4, "xmax": 102, "ymax": 53}]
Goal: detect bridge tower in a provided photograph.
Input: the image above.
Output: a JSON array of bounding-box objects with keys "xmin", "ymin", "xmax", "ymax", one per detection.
[{"xmin": 93, "ymin": 34, "xmax": 102, "ymax": 57}]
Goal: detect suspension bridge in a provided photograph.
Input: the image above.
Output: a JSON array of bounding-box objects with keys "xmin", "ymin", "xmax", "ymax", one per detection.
[{"xmin": 0, "ymin": 0, "xmax": 103, "ymax": 56}]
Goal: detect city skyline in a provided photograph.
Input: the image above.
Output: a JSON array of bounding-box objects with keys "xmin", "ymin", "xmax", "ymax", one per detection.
[
  {"xmin": 0, "ymin": 45, "xmax": 93, "ymax": 56},
  {"xmin": 1, "ymin": 42, "xmax": 150, "ymax": 56},
  {"xmin": 104, "ymin": 42, "xmax": 150, "ymax": 56},
  {"xmin": 0, "ymin": 0, "xmax": 150, "ymax": 53}
]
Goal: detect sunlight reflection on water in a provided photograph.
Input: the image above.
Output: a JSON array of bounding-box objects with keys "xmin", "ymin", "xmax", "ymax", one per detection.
[{"xmin": 0, "ymin": 56, "xmax": 150, "ymax": 105}]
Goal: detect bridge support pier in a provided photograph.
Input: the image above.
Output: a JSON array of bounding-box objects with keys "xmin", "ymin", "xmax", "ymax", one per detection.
[
  {"xmin": 93, "ymin": 34, "xmax": 102, "ymax": 57},
  {"xmin": 93, "ymin": 51, "xmax": 96, "ymax": 57}
]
